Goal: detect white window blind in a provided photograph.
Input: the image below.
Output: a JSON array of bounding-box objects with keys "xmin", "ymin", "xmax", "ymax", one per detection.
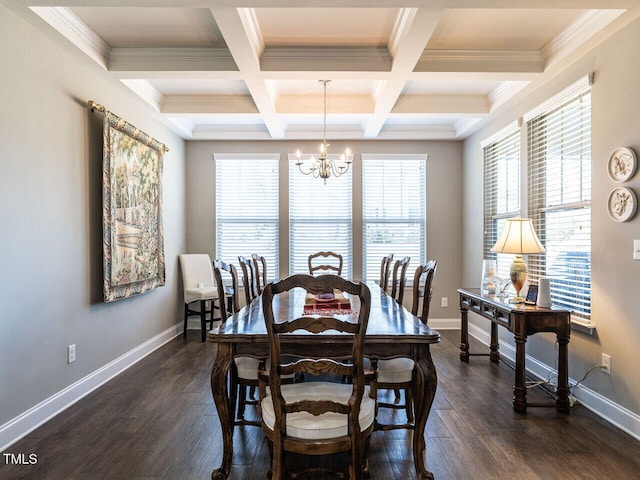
[
  {"xmin": 362, "ymin": 155, "xmax": 426, "ymax": 284},
  {"xmin": 214, "ymin": 154, "xmax": 279, "ymax": 281},
  {"xmin": 483, "ymin": 128, "xmax": 521, "ymax": 280},
  {"xmin": 289, "ymin": 156, "xmax": 352, "ymax": 277},
  {"xmin": 527, "ymin": 85, "xmax": 591, "ymax": 321}
]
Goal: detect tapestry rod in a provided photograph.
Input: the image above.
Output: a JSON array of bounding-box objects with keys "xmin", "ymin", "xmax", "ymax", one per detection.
[{"xmin": 87, "ymin": 100, "xmax": 169, "ymax": 153}]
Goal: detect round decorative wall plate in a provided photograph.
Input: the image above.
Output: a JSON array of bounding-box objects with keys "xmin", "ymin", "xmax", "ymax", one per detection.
[
  {"xmin": 607, "ymin": 187, "xmax": 637, "ymax": 222},
  {"xmin": 607, "ymin": 147, "xmax": 637, "ymax": 182}
]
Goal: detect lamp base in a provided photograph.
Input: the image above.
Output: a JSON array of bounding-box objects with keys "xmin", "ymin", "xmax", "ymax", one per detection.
[{"xmin": 509, "ymin": 255, "xmax": 527, "ymax": 304}]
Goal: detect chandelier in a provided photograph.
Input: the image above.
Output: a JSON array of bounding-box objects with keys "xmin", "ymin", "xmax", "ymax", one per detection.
[{"xmin": 295, "ymin": 80, "xmax": 353, "ymax": 184}]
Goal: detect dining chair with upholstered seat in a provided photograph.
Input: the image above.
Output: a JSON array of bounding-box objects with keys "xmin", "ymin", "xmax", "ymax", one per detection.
[
  {"xmin": 238, "ymin": 255, "xmax": 259, "ymax": 305},
  {"xmin": 251, "ymin": 253, "xmax": 268, "ymax": 295},
  {"xmin": 374, "ymin": 260, "xmax": 437, "ymax": 431},
  {"xmin": 379, "ymin": 253, "xmax": 394, "ymax": 293},
  {"xmin": 178, "ymin": 254, "xmax": 219, "ymax": 342},
  {"xmin": 258, "ymin": 274, "xmax": 377, "ymax": 480},
  {"xmin": 308, "ymin": 251, "xmax": 344, "ymax": 276},
  {"xmin": 390, "ymin": 256, "xmax": 410, "ymax": 305},
  {"xmin": 214, "ymin": 259, "xmax": 262, "ymax": 426}
]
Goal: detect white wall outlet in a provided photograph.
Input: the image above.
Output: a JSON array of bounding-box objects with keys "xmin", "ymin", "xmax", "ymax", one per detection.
[
  {"xmin": 634, "ymin": 240, "xmax": 640, "ymax": 260},
  {"xmin": 441, "ymin": 297, "xmax": 448, "ymax": 308},
  {"xmin": 601, "ymin": 353, "xmax": 611, "ymax": 375},
  {"xmin": 68, "ymin": 344, "xmax": 76, "ymax": 364}
]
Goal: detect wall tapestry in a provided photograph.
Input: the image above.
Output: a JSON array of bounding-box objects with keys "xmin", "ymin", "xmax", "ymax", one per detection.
[{"xmin": 97, "ymin": 103, "xmax": 166, "ymax": 302}]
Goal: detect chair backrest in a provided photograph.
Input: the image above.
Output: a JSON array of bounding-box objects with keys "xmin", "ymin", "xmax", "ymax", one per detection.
[
  {"xmin": 213, "ymin": 259, "xmax": 240, "ymax": 319},
  {"xmin": 308, "ymin": 251, "xmax": 344, "ymax": 276},
  {"xmin": 411, "ymin": 260, "xmax": 438, "ymax": 324},
  {"xmin": 178, "ymin": 254, "xmax": 215, "ymax": 294},
  {"xmin": 379, "ymin": 253, "xmax": 394, "ymax": 293},
  {"xmin": 238, "ymin": 255, "xmax": 258, "ymax": 304},
  {"xmin": 251, "ymin": 254, "xmax": 268, "ymax": 295},
  {"xmin": 260, "ymin": 274, "xmax": 372, "ymax": 454},
  {"xmin": 390, "ymin": 256, "xmax": 411, "ymax": 305}
]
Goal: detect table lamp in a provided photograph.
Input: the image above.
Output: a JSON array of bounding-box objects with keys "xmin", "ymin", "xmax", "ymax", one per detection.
[{"xmin": 491, "ymin": 217, "xmax": 545, "ymax": 303}]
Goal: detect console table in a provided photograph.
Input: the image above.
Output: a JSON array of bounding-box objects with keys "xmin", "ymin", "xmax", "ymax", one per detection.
[{"xmin": 457, "ymin": 288, "xmax": 571, "ymax": 413}]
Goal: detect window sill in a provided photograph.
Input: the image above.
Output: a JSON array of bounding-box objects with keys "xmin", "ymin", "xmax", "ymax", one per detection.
[{"xmin": 570, "ymin": 317, "xmax": 595, "ymax": 335}]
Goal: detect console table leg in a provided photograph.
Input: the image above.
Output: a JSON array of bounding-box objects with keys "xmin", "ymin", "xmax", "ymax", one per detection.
[
  {"xmin": 513, "ymin": 333, "xmax": 527, "ymax": 413},
  {"xmin": 556, "ymin": 332, "xmax": 571, "ymax": 413},
  {"xmin": 489, "ymin": 322, "xmax": 500, "ymax": 362},
  {"xmin": 459, "ymin": 306, "xmax": 470, "ymax": 362}
]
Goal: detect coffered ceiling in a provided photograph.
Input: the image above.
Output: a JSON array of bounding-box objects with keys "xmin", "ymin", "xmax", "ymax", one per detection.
[{"xmin": 9, "ymin": 1, "xmax": 640, "ymax": 141}]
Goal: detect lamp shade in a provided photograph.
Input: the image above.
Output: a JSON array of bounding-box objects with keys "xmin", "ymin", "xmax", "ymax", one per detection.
[{"xmin": 491, "ymin": 217, "xmax": 546, "ymax": 255}]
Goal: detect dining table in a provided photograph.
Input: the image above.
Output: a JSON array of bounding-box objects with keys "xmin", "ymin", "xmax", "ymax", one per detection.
[{"xmin": 208, "ymin": 283, "xmax": 441, "ymax": 480}]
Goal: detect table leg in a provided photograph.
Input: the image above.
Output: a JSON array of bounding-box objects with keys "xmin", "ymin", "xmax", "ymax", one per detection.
[
  {"xmin": 489, "ymin": 322, "xmax": 500, "ymax": 362},
  {"xmin": 210, "ymin": 343, "xmax": 234, "ymax": 479},
  {"xmin": 459, "ymin": 306, "xmax": 469, "ymax": 362},
  {"xmin": 412, "ymin": 344, "xmax": 437, "ymax": 480},
  {"xmin": 556, "ymin": 332, "xmax": 571, "ymax": 413},
  {"xmin": 513, "ymin": 333, "xmax": 527, "ymax": 413}
]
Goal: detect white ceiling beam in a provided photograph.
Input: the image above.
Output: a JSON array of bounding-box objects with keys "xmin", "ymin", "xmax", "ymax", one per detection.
[
  {"xmin": 364, "ymin": 6, "xmax": 445, "ymax": 138},
  {"xmin": 210, "ymin": 6, "xmax": 284, "ymax": 138}
]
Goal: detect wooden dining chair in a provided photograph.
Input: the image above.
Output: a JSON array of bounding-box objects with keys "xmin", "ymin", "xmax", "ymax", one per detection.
[
  {"xmin": 390, "ymin": 256, "xmax": 411, "ymax": 305},
  {"xmin": 308, "ymin": 251, "xmax": 344, "ymax": 276},
  {"xmin": 258, "ymin": 274, "xmax": 377, "ymax": 480},
  {"xmin": 374, "ymin": 260, "xmax": 438, "ymax": 431},
  {"xmin": 412, "ymin": 260, "xmax": 438, "ymax": 324},
  {"xmin": 214, "ymin": 259, "xmax": 261, "ymax": 427},
  {"xmin": 251, "ymin": 253, "xmax": 268, "ymax": 295},
  {"xmin": 238, "ymin": 255, "xmax": 259, "ymax": 305},
  {"xmin": 178, "ymin": 254, "xmax": 219, "ymax": 342},
  {"xmin": 379, "ymin": 253, "xmax": 394, "ymax": 293}
]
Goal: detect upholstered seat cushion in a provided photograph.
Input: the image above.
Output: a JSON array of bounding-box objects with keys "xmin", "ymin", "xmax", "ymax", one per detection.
[
  {"xmin": 234, "ymin": 357, "xmax": 294, "ymax": 382},
  {"xmin": 235, "ymin": 356, "xmax": 260, "ymax": 379},
  {"xmin": 366, "ymin": 357, "xmax": 414, "ymax": 384},
  {"xmin": 184, "ymin": 286, "xmax": 218, "ymax": 304},
  {"xmin": 261, "ymin": 382, "xmax": 375, "ymax": 440}
]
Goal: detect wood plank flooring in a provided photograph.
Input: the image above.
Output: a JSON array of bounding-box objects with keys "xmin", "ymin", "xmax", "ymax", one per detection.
[{"xmin": 2, "ymin": 330, "xmax": 640, "ymax": 479}]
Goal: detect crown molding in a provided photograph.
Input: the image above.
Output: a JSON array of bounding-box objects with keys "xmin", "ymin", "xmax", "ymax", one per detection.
[
  {"xmin": 30, "ymin": 7, "xmax": 110, "ymax": 69},
  {"xmin": 416, "ymin": 49, "xmax": 544, "ymax": 73},
  {"xmin": 260, "ymin": 46, "xmax": 391, "ymax": 72},
  {"xmin": 109, "ymin": 47, "xmax": 238, "ymax": 72}
]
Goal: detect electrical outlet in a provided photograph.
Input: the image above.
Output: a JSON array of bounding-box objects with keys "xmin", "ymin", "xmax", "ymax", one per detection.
[
  {"xmin": 441, "ymin": 297, "xmax": 448, "ymax": 308},
  {"xmin": 601, "ymin": 353, "xmax": 611, "ymax": 375},
  {"xmin": 68, "ymin": 344, "xmax": 76, "ymax": 364}
]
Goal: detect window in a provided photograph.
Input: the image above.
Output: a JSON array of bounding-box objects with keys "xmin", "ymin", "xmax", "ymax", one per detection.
[
  {"xmin": 362, "ymin": 154, "xmax": 427, "ymax": 284},
  {"xmin": 482, "ymin": 126, "xmax": 521, "ymax": 279},
  {"xmin": 289, "ymin": 157, "xmax": 352, "ymax": 277},
  {"xmin": 214, "ymin": 154, "xmax": 279, "ymax": 281},
  {"xmin": 526, "ymin": 79, "xmax": 591, "ymax": 322}
]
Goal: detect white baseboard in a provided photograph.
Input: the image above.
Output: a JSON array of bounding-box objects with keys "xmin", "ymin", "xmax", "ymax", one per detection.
[
  {"xmin": 426, "ymin": 318, "xmax": 460, "ymax": 330},
  {"xmin": 468, "ymin": 322, "xmax": 640, "ymax": 442},
  {"xmin": 0, "ymin": 323, "xmax": 183, "ymax": 452}
]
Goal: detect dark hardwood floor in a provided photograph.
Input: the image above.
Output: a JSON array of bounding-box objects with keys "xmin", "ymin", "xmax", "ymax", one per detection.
[{"xmin": 2, "ymin": 330, "xmax": 640, "ymax": 480}]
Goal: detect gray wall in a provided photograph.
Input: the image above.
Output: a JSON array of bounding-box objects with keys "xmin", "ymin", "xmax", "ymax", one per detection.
[
  {"xmin": 0, "ymin": 5, "xmax": 186, "ymax": 427},
  {"xmin": 185, "ymin": 140, "xmax": 463, "ymax": 320},
  {"xmin": 463, "ymin": 17, "xmax": 640, "ymax": 415}
]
